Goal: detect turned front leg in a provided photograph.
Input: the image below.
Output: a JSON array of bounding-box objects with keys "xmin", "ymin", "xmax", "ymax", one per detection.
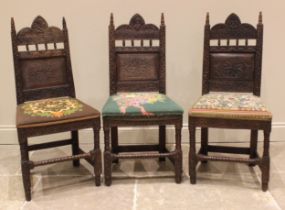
[
  {"xmin": 71, "ymin": 130, "xmax": 80, "ymax": 167},
  {"xmin": 189, "ymin": 122, "xmax": 197, "ymax": 184},
  {"xmin": 261, "ymin": 128, "xmax": 270, "ymax": 191},
  {"xmin": 104, "ymin": 125, "xmax": 112, "ymax": 186},
  {"xmin": 18, "ymin": 129, "xmax": 31, "ymax": 201},
  {"xmin": 93, "ymin": 126, "xmax": 102, "ymax": 186},
  {"xmin": 174, "ymin": 123, "xmax": 182, "ymax": 183}
]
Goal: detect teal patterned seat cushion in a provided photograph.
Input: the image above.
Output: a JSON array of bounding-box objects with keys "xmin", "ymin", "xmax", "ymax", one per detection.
[{"xmin": 102, "ymin": 92, "xmax": 183, "ymax": 117}]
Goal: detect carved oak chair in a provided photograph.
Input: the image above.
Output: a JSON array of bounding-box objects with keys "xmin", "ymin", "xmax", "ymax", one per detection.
[
  {"xmin": 188, "ymin": 13, "xmax": 272, "ymax": 191},
  {"xmin": 11, "ymin": 16, "xmax": 102, "ymax": 201},
  {"xmin": 102, "ymin": 13, "xmax": 183, "ymax": 185}
]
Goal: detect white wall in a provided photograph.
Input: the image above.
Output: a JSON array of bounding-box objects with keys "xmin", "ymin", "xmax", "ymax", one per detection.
[{"xmin": 0, "ymin": 0, "xmax": 284, "ymax": 144}]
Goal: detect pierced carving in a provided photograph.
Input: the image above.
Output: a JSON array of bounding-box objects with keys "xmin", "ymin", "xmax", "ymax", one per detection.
[
  {"xmin": 16, "ymin": 16, "xmax": 64, "ymax": 44},
  {"xmin": 210, "ymin": 13, "xmax": 257, "ymax": 39},
  {"xmin": 115, "ymin": 14, "xmax": 160, "ymax": 39}
]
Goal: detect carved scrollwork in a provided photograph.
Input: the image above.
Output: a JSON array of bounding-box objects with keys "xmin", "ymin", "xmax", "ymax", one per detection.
[
  {"xmin": 129, "ymin": 14, "xmax": 146, "ymax": 30},
  {"xmin": 115, "ymin": 14, "xmax": 160, "ymax": 39},
  {"xmin": 210, "ymin": 13, "xmax": 257, "ymax": 39},
  {"xmin": 16, "ymin": 16, "xmax": 64, "ymax": 44}
]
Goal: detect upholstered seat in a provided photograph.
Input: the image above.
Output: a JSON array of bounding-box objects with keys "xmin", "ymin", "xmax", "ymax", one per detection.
[
  {"xmin": 17, "ymin": 97, "xmax": 100, "ymax": 128},
  {"xmin": 103, "ymin": 92, "xmax": 183, "ymax": 117},
  {"xmin": 189, "ymin": 92, "xmax": 272, "ymax": 121}
]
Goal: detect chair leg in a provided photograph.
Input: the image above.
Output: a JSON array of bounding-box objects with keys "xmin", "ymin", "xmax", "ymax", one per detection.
[
  {"xmin": 174, "ymin": 124, "xmax": 182, "ymax": 183},
  {"xmin": 93, "ymin": 127, "xmax": 102, "ymax": 186},
  {"xmin": 261, "ymin": 129, "xmax": 270, "ymax": 191},
  {"xmin": 249, "ymin": 129, "xmax": 258, "ymax": 167},
  {"xmin": 201, "ymin": 127, "xmax": 208, "ymax": 164},
  {"xmin": 159, "ymin": 125, "xmax": 166, "ymax": 162},
  {"xmin": 111, "ymin": 127, "xmax": 119, "ymax": 164},
  {"xmin": 189, "ymin": 124, "xmax": 197, "ymax": 184},
  {"xmin": 71, "ymin": 130, "xmax": 80, "ymax": 167},
  {"xmin": 104, "ymin": 126, "xmax": 112, "ymax": 186},
  {"xmin": 18, "ymin": 130, "xmax": 31, "ymax": 201}
]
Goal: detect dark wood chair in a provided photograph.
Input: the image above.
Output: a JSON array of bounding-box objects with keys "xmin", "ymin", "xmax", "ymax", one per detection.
[
  {"xmin": 11, "ymin": 16, "xmax": 102, "ymax": 201},
  {"xmin": 189, "ymin": 12, "xmax": 272, "ymax": 191},
  {"xmin": 102, "ymin": 13, "xmax": 183, "ymax": 185}
]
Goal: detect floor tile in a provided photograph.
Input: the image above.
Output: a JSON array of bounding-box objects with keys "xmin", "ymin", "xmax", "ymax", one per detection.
[
  {"xmin": 0, "ymin": 145, "xmax": 21, "ymax": 175},
  {"xmin": 23, "ymin": 177, "xmax": 134, "ymax": 210},
  {"xmin": 0, "ymin": 142, "xmax": 284, "ymax": 209},
  {"xmin": 136, "ymin": 178, "xmax": 279, "ymax": 210}
]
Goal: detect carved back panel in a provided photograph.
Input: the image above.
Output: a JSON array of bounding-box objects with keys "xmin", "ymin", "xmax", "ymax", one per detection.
[
  {"xmin": 109, "ymin": 13, "xmax": 166, "ymax": 95},
  {"xmin": 202, "ymin": 13, "xmax": 263, "ymax": 96},
  {"xmin": 11, "ymin": 16, "xmax": 76, "ymax": 104}
]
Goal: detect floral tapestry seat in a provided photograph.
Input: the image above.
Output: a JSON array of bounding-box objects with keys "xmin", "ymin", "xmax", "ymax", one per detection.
[
  {"xmin": 102, "ymin": 92, "xmax": 183, "ymax": 117},
  {"xmin": 17, "ymin": 97, "xmax": 100, "ymax": 128},
  {"xmin": 189, "ymin": 92, "xmax": 272, "ymax": 121}
]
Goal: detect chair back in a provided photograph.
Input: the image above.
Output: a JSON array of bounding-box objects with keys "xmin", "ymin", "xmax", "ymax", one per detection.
[
  {"xmin": 109, "ymin": 13, "xmax": 166, "ymax": 95},
  {"xmin": 11, "ymin": 16, "xmax": 76, "ymax": 104},
  {"xmin": 202, "ymin": 13, "xmax": 263, "ymax": 96}
]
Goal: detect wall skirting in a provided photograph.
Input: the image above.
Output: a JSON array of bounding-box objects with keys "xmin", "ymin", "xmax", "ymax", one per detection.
[{"xmin": 0, "ymin": 122, "xmax": 284, "ymax": 145}]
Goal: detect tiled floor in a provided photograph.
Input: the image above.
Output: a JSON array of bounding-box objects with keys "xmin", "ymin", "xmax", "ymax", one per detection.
[{"xmin": 1, "ymin": 142, "xmax": 285, "ymax": 210}]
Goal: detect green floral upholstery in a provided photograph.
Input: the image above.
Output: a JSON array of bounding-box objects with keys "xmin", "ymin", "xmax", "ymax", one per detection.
[
  {"xmin": 189, "ymin": 92, "xmax": 272, "ymax": 121},
  {"xmin": 17, "ymin": 97, "xmax": 100, "ymax": 128},
  {"xmin": 102, "ymin": 92, "xmax": 183, "ymax": 117}
]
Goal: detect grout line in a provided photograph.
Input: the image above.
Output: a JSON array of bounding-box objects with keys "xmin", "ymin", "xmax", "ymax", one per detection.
[
  {"xmin": 31, "ymin": 175, "xmax": 42, "ymax": 192},
  {"xmin": 265, "ymin": 191, "xmax": 282, "ymax": 210},
  {"xmin": 132, "ymin": 179, "xmax": 138, "ymax": 210},
  {"xmin": 254, "ymin": 172, "xmax": 282, "ymax": 210},
  {"xmin": 20, "ymin": 201, "xmax": 27, "ymax": 210}
]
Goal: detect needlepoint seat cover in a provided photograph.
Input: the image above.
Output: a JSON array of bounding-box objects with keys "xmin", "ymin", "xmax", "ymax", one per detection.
[
  {"xmin": 17, "ymin": 97, "xmax": 100, "ymax": 128},
  {"xmin": 102, "ymin": 92, "xmax": 183, "ymax": 117},
  {"xmin": 189, "ymin": 92, "xmax": 272, "ymax": 121}
]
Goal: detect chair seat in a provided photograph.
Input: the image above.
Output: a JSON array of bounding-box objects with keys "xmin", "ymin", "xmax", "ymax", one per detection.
[
  {"xmin": 17, "ymin": 97, "xmax": 100, "ymax": 128},
  {"xmin": 102, "ymin": 92, "xmax": 183, "ymax": 117},
  {"xmin": 189, "ymin": 92, "xmax": 272, "ymax": 121}
]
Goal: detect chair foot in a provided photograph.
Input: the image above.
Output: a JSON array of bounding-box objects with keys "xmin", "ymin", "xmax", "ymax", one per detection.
[
  {"xmin": 112, "ymin": 159, "xmax": 119, "ymax": 164},
  {"xmin": 95, "ymin": 175, "xmax": 101, "ymax": 186},
  {"xmin": 201, "ymin": 160, "xmax": 208, "ymax": 164},
  {"xmin": 175, "ymin": 175, "xmax": 182, "ymax": 184},
  {"xmin": 190, "ymin": 177, "xmax": 196, "ymax": 184},
  {"xmin": 73, "ymin": 159, "xmax": 80, "ymax": 167},
  {"xmin": 174, "ymin": 150, "xmax": 182, "ymax": 184},
  {"xmin": 104, "ymin": 151, "xmax": 112, "ymax": 186},
  {"xmin": 188, "ymin": 151, "xmax": 197, "ymax": 185},
  {"xmin": 159, "ymin": 157, "xmax": 166, "ymax": 162},
  {"xmin": 262, "ymin": 183, "xmax": 268, "ymax": 191},
  {"xmin": 21, "ymin": 162, "xmax": 31, "ymax": 201},
  {"xmin": 24, "ymin": 190, "xmax": 31, "ymax": 201},
  {"xmin": 104, "ymin": 177, "xmax": 112, "ymax": 186}
]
